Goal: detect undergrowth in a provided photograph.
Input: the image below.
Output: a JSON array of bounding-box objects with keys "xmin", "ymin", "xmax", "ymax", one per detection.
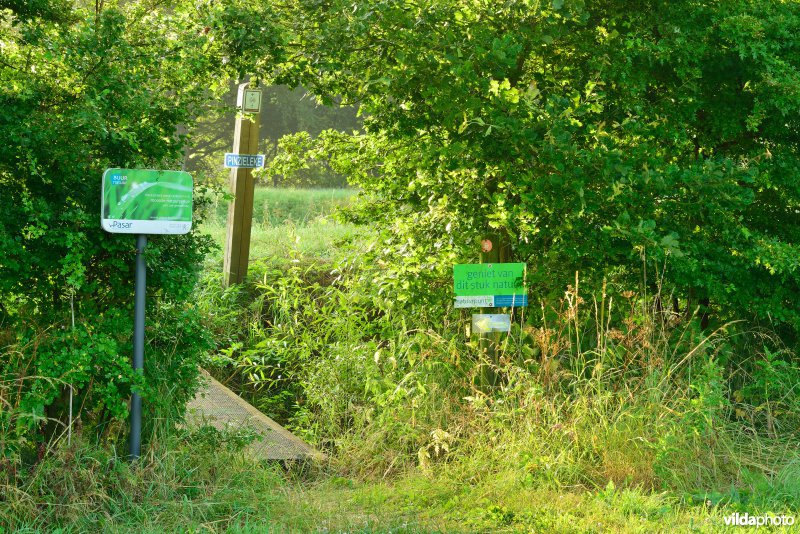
[
  {"xmin": 4, "ymin": 188, "xmax": 799, "ymax": 531},
  {"xmin": 0, "ymin": 427, "xmax": 284, "ymax": 532},
  {"xmin": 197, "ymin": 232, "xmax": 800, "ymax": 512}
]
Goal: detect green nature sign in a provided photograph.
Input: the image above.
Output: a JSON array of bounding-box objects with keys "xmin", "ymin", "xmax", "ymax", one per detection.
[
  {"xmin": 454, "ymin": 263, "xmax": 525, "ymax": 296},
  {"xmin": 101, "ymin": 168, "xmax": 193, "ymax": 234},
  {"xmin": 453, "ymin": 263, "xmax": 528, "ymax": 308}
]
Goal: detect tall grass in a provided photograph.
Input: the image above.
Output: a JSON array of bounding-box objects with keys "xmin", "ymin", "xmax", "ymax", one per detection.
[
  {"xmin": 201, "ymin": 250, "xmax": 800, "ymax": 507},
  {"xmin": 190, "ymin": 186, "xmax": 800, "ymax": 517},
  {"xmin": 0, "ymin": 431, "xmax": 284, "ymax": 532},
  {"xmin": 3, "ymin": 188, "xmax": 799, "ymax": 531}
]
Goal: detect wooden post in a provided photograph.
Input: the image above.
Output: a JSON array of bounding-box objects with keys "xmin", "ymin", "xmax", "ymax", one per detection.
[
  {"xmin": 223, "ymin": 82, "xmax": 261, "ymax": 286},
  {"xmin": 479, "ymin": 233, "xmax": 511, "ymax": 265},
  {"xmin": 475, "ymin": 232, "xmax": 512, "ymax": 389}
]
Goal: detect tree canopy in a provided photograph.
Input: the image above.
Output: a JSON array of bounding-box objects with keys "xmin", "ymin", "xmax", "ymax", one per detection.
[{"xmin": 266, "ymin": 0, "xmax": 800, "ymax": 334}]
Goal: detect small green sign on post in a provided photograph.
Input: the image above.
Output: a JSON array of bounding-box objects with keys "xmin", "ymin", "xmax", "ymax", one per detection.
[
  {"xmin": 453, "ymin": 263, "xmax": 527, "ymax": 308},
  {"xmin": 101, "ymin": 168, "xmax": 193, "ymax": 234}
]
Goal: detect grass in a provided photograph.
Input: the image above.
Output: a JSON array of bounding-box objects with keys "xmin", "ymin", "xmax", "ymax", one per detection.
[
  {"xmin": 199, "ymin": 186, "xmax": 365, "ymax": 269},
  {"xmin": 275, "ymin": 472, "xmax": 745, "ymax": 533},
  {"xmin": 4, "ymin": 187, "xmax": 800, "ymax": 532},
  {"xmin": 202, "ymin": 219, "xmax": 363, "ymax": 267},
  {"xmin": 209, "ymin": 187, "xmax": 355, "ymax": 227},
  {"xmin": 3, "ymin": 438, "xmax": 791, "ymax": 533}
]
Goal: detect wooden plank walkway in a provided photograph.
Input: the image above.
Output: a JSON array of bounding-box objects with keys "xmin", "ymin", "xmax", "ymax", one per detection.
[{"xmin": 186, "ymin": 371, "xmax": 323, "ymax": 461}]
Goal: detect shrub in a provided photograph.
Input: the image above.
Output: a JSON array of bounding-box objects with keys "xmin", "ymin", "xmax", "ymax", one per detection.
[
  {"xmin": 205, "ymin": 249, "xmax": 800, "ymax": 492},
  {"xmin": 0, "ymin": 1, "xmax": 238, "ymax": 460}
]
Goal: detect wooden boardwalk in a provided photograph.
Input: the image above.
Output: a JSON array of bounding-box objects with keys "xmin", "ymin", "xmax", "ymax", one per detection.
[{"xmin": 186, "ymin": 371, "xmax": 323, "ymax": 461}]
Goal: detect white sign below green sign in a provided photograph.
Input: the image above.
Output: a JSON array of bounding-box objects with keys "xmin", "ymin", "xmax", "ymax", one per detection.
[
  {"xmin": 472, "ymin": 314, "xmax": 511, "ymax": 333},
  {"xmin": 101, "ymin": 168, "xmax": 193, "ymax": 234}
]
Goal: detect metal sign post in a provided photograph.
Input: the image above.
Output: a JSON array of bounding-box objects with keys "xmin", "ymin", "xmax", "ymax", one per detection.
[
  {"xmin": 101, "ymin": 168, "xmax": 193, "ymax": 460},
  {"xmin": 130, "ymin": 234, "xmax": 147, "ymax": 459}
]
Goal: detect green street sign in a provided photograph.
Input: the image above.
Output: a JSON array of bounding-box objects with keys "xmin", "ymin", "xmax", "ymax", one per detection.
[
  {"xmin": 101, "ymin": 168, "xmax": 193, "ymax": 234},
  {"xmin": 453, "ymin": 263, "xmax": 527, "ymax": 308}
]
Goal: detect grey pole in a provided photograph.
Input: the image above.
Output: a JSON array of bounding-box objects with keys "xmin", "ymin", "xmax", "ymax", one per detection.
[{"xmin": 130, "ymin": 233, "xmax": 147, "ymax": 460}]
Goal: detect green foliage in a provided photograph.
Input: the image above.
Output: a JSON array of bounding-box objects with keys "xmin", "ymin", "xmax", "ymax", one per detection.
[
  {"xmin": 0, "ymin": 0, "xmax": 281, "ymax": 459},
  {"xmin": 193, "ymin": 190, "xmax": 800, "ymax": 501},
  {"xmin": 184, "ymin": 424, "xmax": 260, "ymax": 453},
  {"xmin": 201, "ymin": 256, "xmax": 382, "ymax": 427},
  {"xmin": 6, "ymin": 186, "xmax": 797, "ymax": 534},
  {"xmin": 262, "ymin": 131, "xmax": 352, "ymax": 188},
  {"xmin": 269, "ymin": 0, "xmax": 800, "ymax": 335},
  {"xmin": 0, "ymin": 304, "xmax": 212, "ymax": 463},
  {"xmin": 739, "ymin": 346, "xmax": 800, "ymax": 433},
  {"xmin": 684, "ymin": 357, "xmax": 731, "ymax": 438},
  {"xmin": 206, "ymin": 0, "xmax": 285, "ymax": 80},
  {"xmin": 186, "ymin": 83, "xmax": 359, "ymax": 188},
  {"xmin": 200, "ymin": 233, "xmax": 799, "ymax": 496}
]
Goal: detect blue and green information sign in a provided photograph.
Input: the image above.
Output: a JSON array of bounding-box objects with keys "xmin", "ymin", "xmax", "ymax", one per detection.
[
  {"xmin": 453, "ymin": 263, "xmax": 527, "ymax": 308},
  {"xmin": 101, "ymin": 168, "xmax": 193, "ymax": 234},
  {"xmin": 101, "ymin": 168, "xmax": 194, "ymax": 460}
]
